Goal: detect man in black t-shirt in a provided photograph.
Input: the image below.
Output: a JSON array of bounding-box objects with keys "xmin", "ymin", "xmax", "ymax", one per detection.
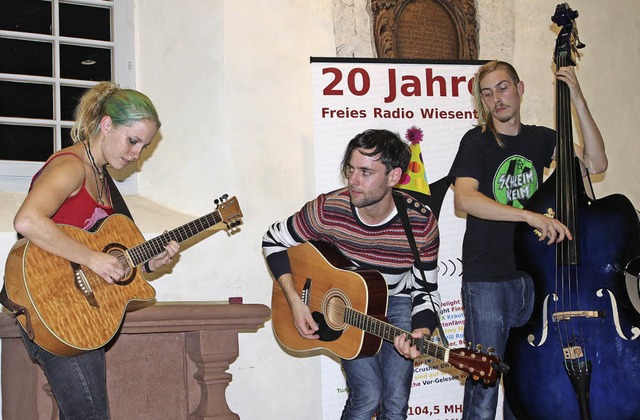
[{"xmin": 447, "ymin": 60, "xmax": 607, "ymax": 420}]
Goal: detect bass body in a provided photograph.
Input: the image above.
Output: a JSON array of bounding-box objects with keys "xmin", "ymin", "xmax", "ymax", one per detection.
[{"xmin": 505, "ymin": 175, "xmax": 640, "ymax": 419}]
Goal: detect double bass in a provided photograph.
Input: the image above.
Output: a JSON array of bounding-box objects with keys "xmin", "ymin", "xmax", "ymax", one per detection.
[{"xmin": 504, "ymin": 4, "xmax": 640, "ymax": 419}]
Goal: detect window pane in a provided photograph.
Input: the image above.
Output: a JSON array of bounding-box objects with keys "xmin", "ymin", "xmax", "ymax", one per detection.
[
  {"xmin": 61, "ymin": 85, "xmax": 88, "ymax": 121},
  {"xmin": 60, "ymin": 3, "xmax": 111, "ymax": 42},
  {"xmin": 0, "ymin": 81, "xmax": 53, "ymax": 119},
  {"xmin": 0, "ymin": 124, "xmax": 53, "ymax": 162},
  {"xmin": 61, "ymin": 127, "xmax": 73, "ymax": 148},
  {"xmin": 60, "ymin": 44, "xmax": 112, "ymax": 81},
  {"xmin": 0, "ymin": 0, "xmax": 52, "ymax": 35},
  {"xmin": 0, "ymin": 38, "xmax": 52, "ymax": 76}
]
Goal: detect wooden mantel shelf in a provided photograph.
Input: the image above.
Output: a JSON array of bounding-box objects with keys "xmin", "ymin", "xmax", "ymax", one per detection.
[{"xmin": 0, "ymin": 301, "xmax": 271, "ymax": 420}]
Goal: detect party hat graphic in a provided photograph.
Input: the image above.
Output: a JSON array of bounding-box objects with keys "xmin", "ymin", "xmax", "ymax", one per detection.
[{"xmin": 396, "ymin": 126, "xmax": 431, "ymax": 195}]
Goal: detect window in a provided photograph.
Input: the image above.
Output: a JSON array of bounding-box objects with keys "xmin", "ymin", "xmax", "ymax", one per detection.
[{"xmin": 0, "ymin": 0, "xmax": 135, "ymax": 192}]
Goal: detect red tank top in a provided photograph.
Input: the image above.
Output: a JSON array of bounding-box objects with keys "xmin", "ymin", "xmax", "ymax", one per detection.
[{"xmin": 32, "ymin": 152, "xmax": 113, "ymax": 230}]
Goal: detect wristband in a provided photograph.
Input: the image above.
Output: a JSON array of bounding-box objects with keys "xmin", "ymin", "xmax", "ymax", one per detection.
[{"xmin": 143, "ymin": 260, "xmax": 154, "ymax": 273}]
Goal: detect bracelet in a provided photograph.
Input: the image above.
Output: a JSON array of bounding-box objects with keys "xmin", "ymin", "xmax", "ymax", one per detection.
[{"xmin": 143, "ymin": 260, "xmax": 154, "ymax": 273}]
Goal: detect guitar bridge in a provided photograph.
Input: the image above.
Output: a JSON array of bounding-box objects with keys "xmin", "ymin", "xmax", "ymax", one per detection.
[
  {"xmin": 301, "ymin": 278, "xmax": 312, "ymax": 305},
  {"xmin": 71, "ymin": 262, "xmax": 99, "ymax": 308}
]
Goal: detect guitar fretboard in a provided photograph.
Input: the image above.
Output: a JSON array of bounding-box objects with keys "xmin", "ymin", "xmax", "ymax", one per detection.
[
  {"xmin": 344, "ymin": 307, "xmax": 449, "ymax": 361},
  {"xmin": 125, "ymin": 210, "xmax": 222, "ymax": 266}
]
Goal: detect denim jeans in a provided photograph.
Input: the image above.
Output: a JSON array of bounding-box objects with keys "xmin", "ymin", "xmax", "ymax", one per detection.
[
  {"xmin": 340, "ymin": 296, "xmax": 414, "ymax": 420},
  {"xmin": 461, "ymin": 274, "xmax": 534, "ymax": 420},
  {"xmin": 19, "ymin": 327, "xmax": 110, "ymax": 420}
]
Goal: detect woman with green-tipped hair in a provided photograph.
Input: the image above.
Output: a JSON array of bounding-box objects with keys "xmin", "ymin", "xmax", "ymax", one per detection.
[{"xmin": 11, "ymin": 82, "xmax": 179, "ymax": 419}]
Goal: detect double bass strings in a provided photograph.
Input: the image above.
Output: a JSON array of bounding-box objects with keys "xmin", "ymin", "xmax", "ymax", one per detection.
[{"xmin": 554, "ymin": 51, "xmax": 590, "ymax": 374}]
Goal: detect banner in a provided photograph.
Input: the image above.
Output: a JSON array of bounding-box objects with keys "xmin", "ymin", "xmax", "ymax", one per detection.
[{"xmin": 311, "ymin": 58, "xmax": 502, "ymax": 419}]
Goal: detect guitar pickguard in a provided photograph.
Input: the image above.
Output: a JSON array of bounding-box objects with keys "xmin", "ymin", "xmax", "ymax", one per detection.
[{"xmin": 312, "ymin": 312, "xmax": 343, "ymax": 342}]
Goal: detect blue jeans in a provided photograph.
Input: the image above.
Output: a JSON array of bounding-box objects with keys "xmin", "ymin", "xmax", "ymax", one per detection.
[
  {"xmin": 341, "ymin": 296, "xmax": 414, "ymax": 420},
  {"xmin": 461, "ymin": 274, "xmax": 534, "ymax": 420},
  {"xmin": 19, "ymin": 327, "xmax": 110, "ymax": 420}
]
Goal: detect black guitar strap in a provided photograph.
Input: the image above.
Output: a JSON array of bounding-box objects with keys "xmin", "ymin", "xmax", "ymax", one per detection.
[
  {"xmin": 392, "ymin": 190, "xmax": 449, "ymax": 347},
  {"xmin": 104, "ymin": 168, "xmax": 134, "ymax": 220}
]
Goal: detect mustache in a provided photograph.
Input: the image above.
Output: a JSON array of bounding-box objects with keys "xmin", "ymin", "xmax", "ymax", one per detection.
[{"xmin": 493, "ymin": 102, "xmax": 508, "ymax": 112}]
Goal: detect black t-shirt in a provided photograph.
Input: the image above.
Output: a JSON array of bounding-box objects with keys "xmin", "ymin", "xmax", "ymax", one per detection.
[{"xmin": 448, "ymin": 125, "xmax": 556, "ymax": 282}]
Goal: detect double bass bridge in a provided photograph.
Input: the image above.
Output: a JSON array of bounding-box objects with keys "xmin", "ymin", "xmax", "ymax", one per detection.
[{"xmin": 552, "ymin": 310, "xmax": 604, "ymax": 322}]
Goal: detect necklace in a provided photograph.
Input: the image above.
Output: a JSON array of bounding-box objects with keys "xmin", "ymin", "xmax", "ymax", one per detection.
[{"xmin": 82, "ymin": 141, "xmax": 106, "ymax": 205}]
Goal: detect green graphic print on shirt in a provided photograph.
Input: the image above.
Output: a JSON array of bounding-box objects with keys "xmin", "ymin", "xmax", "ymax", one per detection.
[{"xmin": 493, "ymin": 154, "xmax": 538, "ymax": 209}]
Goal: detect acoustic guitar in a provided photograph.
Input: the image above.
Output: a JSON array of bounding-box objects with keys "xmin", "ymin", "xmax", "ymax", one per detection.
[
  {"xmin": 271, "ymin": 241, "xmax": 502, "ymax": 384},
  {"xmin": 3, "ymin": 195, "xmax": 242, "ymax": 357}
]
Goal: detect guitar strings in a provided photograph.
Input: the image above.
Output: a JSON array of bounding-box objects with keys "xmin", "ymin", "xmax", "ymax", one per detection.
[{"xmin": 298, "ymin": 293, "xmax": 442, "ymax": 351}]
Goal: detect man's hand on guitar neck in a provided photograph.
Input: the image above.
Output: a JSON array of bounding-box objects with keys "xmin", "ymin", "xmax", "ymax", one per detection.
[
  {"xmin": 394, "ymin": 328, "xmax": 431, "ymax": 359},
  {"xmin": 278, "ymin": 273, "xmax": 320, "ymax": 340}
]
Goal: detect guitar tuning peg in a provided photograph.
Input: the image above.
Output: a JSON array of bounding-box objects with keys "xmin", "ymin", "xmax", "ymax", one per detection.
[
  {"xmin": 476, "ymin": 344, "xmax": 484, "ymax": 352},
  {"xmin": 221, "ymin": 194, "xmax": 228, "ymax": 201},
  {"xmin": 487, "ymin": 346, "xmax": 495, "ymax": 354},
  {"xmin": 467, "ymin": 341, "xmax": 472, "ymax": 349}
]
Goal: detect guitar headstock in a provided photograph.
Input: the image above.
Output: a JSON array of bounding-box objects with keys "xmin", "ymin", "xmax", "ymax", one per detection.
[
  {"xmin": 448, "ymin": 346, "xmax": 505, "ymax": 385},
  {"xmin": 552, "ymin": 3, "xmax": 585, "ymax": 67},
  {"xmin": 215, "ymin": 195, "xmax": 243, "ymax": 232}
]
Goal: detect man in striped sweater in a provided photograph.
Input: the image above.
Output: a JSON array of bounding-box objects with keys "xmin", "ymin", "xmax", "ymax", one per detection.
[{"xmin": 263, "ymin": 129, "xmax": 440, "ymax": 420}]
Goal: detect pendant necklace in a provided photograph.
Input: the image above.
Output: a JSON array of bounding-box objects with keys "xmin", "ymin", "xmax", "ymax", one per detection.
[{"xmin": 83, "ymin": 141, "xmax": 106, "ymax": 205}]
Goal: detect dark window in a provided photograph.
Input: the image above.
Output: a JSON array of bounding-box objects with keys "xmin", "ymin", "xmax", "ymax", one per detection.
[
  {"xmin": 0, "ymin": 1, "xmax": 115, "ymax": 167},
  {"xmin": 0, "ymin": 124, "xmax": 54, "ymax": 162},
  {"xmin": 60, "ymin": 3, "xmax": 111, "ymax": 41},
  {"xmin": 0, "ymin": 81, "xmax": 53, "ymax": 119},
  {"xmin": 60, "ymin": 44, "xmax": 112, "ymax": 81},
  {"xmin": 0, "ymin": 38, "xmax": 53, "ymax": 77},
  {"xmin": 0, "ymin": 0, "xmax": 52, "ymax": 35},
  {"xmin": 61, "ymin": 86, "xmax": 88, "ymax": 122}
]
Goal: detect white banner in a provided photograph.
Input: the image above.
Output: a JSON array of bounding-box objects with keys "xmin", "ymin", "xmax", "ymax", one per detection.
[{"xmin": 311, "ymin": 58, "xmax": 502, "ymax": 420}]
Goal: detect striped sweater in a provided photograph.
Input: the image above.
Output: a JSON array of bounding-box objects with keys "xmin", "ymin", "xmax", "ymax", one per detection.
[{"xmin": 262, "ymin": 188, "xmax": 440, "ymax": 331}]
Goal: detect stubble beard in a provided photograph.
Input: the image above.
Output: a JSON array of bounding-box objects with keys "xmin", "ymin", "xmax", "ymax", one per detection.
[{"xmin": 350, "ymin": 188, "xmax": 387, "ymax": 209}]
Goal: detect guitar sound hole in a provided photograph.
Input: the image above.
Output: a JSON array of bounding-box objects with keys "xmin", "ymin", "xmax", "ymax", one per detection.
[
  {"xmin": 324, "ymin": 294, "xmax": 347, "ymax": 330},
  {"xmin": 105, "ymin": 246, "xmax": 134, "ymax": 285}
]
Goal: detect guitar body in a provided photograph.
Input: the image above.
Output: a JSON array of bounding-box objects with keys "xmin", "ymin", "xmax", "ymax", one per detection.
[
  {"xmin": 271, "ymin": 241, "xmax": 388, "ymax": 360},
  {"xmin": 4, "ymin": 214, "xmax": 156, "ymax": 356}
]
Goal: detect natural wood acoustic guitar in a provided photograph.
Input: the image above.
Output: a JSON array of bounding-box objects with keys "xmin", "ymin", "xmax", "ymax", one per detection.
[
  {"xmin": 271, "ymin": 241, "xmax": 502, "ymax": 384},
  {"xmin": 3, "ymin": 195, "xmax": 242, "ymax": 356}
]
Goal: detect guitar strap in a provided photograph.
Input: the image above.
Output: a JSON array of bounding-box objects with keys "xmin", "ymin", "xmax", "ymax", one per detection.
[
  {"xmin": 104, "ymin": 168, "xmax": 134, "ymax": 221},
  {"xmin": 392, "ymin": 190, "xmax": 449, "ymax": 347},
  {"xmin": 0, "ymin": 168, "xmax": 133, "ymax": 335},
  {"xmin": 0, "ymin": 286, "xmax": 34, "ymax": 339}
]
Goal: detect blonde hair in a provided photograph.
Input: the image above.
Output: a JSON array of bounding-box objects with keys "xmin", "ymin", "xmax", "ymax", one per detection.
[
  {"xmin": 473, "ymin": 60, "xmax": 520, "ymax": 147},
  {"xmin": 70, "ymin": 82, "xmax": 161, "ymax": 143}
]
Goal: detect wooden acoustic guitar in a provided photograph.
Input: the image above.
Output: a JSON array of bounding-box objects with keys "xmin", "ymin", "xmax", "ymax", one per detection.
[
  {"xmin": 271, "ymin": 241, "xmax": 502, "ymax": 384},
  {"xmin": 3, "ymin": 195, "xmax": 242, "ymax": 357}
]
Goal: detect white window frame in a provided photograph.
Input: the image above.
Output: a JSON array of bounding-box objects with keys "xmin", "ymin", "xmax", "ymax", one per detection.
[{"xmin": 0, "ymin": 0, "xmax": 137, "ymax": 194}]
